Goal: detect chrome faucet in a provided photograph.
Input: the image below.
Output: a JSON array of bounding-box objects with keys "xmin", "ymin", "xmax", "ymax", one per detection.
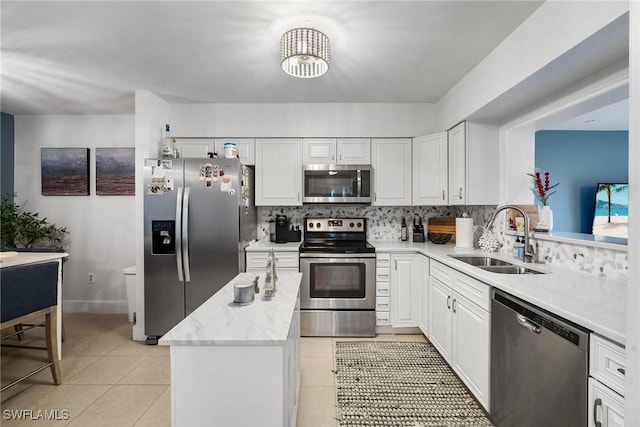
[{"xmin": 487, "ymin": 205, "xmax": 535, "ymax": 263}]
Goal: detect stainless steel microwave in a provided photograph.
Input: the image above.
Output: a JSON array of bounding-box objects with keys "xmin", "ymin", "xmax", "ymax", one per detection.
[{"xmin": 303, "ymin": 164, "xmax": 372, "ymax": 204}]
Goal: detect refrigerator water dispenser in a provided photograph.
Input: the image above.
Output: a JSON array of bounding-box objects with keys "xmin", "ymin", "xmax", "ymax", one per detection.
[{"xmin": 152, "ymin": 221, "xmax": 175, "ymax": 254}]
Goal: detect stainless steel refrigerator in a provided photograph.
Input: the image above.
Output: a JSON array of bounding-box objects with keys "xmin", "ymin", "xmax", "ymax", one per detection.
[{"xmin": 143, "ymin": 157, "xmax": 256, "ymax": 343}]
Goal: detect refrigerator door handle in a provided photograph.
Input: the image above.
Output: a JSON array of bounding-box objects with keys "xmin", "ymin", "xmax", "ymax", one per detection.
[
  {"xmin": 182, "ymin": 187, "xmax": 191, "ymax": 282},
  {"xmin": 175, "ymin": 186, "xmax": 184, "ymax": 282}
]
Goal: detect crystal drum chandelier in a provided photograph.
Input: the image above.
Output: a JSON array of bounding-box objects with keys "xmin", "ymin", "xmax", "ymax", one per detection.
[{"xmin": 280, "ymin": 28, "xmax": 330, "ymax": 78}]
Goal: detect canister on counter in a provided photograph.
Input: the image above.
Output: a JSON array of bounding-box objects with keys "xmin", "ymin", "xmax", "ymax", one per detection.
[{"xmin": 223, "ymin": 142, "xmax": 238, "ymax": 158}]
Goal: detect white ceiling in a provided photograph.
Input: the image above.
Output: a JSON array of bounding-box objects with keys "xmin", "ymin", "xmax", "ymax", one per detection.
[
  {"xmin": 543, "ymin": 99, "xmax": 629, "ymax": 131},
  {"xmin": 1, "ymin": 0, "xmax": 545, "ymax": 115}
]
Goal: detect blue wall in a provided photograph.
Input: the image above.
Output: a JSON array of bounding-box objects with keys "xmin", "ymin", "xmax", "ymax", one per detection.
[
  {"xmin": 535, "ymin": 130, "xmax": 628, "ymax": 233},
  {"xmin": 1, "ymin": 113, "xmax": 15, "ymax": 199}
]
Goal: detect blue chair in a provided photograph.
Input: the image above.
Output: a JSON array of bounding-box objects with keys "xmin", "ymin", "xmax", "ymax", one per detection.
[{"xmin": 1, "ymin": 261, "xmax": 62, "ymax": 391}]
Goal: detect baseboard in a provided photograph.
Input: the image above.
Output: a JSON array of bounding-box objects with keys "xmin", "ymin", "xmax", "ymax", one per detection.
[
  {"xmin": 375, "ymin": 326, "xmax": 422, "ymax": 335},
  {"xmin": 63, "ymin": 300, "xmax": 128, "ymax": 314}
]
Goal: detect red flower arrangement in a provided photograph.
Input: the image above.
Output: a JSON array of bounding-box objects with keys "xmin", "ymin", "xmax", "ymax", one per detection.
[{"xmin": 527, "ymin": 169, "xmax": 559, "ymax": 206}]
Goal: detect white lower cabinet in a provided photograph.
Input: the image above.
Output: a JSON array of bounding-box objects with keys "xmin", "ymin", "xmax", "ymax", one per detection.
[
  {"xmin": 589, "ymin": 334, "xmax": 625, "ymax": 427},
  {"xmin": 428, "ymin": 276, "xmax": 453, "ymax": 361},
  {"xmin": 376, "ymin": 253, "xmax": 391, "ymax": 326},
  {"xmin": 246, "ymin": 250, "xmax": 299, "ymax": 273},
  {"xmin": 589, "ymin": 378, "xmax": 624, "ymax": 427},
  {"xmin": 390, "ymin": 254, "xmax": 419, "ymax": 327},
  {"xmin": 451, "ymin": 292, "xmax": 490, "ymax": 407},
  {"xmin": 417, "ymin": 255, "xmax": 429, "ymax": 336},
  {"xmin": 428, "ymin": 260, "xmax": 490, "ymax": 410}
]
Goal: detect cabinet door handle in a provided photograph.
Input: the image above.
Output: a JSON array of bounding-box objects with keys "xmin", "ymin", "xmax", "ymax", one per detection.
[
  {"xmin": 442, "ymin": 190, "xmax": 445, "ymax": 200},
  {"xmin": 458, "ymin": 187, "xmax": 462, "ymax": 199},
  {"xmin": 617, "ymin": 367, "xmax": 626, "ymax": 376},
  {"xmin": 394, "ymin": 260, "xmax": 397, "ymax": 270},
  {"xmin": 452, "ymin": 298, "xmax": 457, "ymax": 313},
  {"xmin": 331, "ymin": 151, "xmax": 335, "ymax": 161},
  {"xmin": 339, "ymin": 152, "xmax": 342, "ymax": 161},
  {"xmin": 593, "ymin": 398, "xmax": 602, "ymax": 427},
  {"xmin": 447, "ymin": 295, "xmax": 451, "ymax": 309}
]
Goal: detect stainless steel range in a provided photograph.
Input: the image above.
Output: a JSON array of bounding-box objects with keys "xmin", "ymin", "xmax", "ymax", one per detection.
[{"xmin": 299, "ymin": 217, "xmax": 376, "ymax": 337}]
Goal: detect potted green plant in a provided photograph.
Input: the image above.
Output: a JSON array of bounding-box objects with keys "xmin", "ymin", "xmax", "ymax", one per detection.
[{"xmin": 1, "ymin": 194, "xmax": 68, "ymax": 251}]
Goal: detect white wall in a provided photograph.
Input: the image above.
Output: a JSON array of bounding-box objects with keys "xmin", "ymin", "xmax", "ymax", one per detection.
[
  {"xmin": 133, "ymin": 90, "xmax": 170, "ymax": 341},
  {"xmin": 626, "ymin": 1, "xmax": 639, "ymax": 423},
  {"xmin": 436, "ymin": 1, "xmax": 629, "ymax": 130},
  {"xmin": 14, "ymin": 114, "xmax": 135, "ymax": 313},
  {"xmin": 169, "ymin": 103, "xmax": 436, "ymax": 138}
]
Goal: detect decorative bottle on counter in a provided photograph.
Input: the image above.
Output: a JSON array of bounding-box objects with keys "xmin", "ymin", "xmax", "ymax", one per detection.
[
  {"xmin": 513, "ymin": 236, "xmax": 524, "ymax": 259},
  {"xmin": 401, "ymin": 218, "xmax": 408, "ymax": 241},
  {"xmin": 264, "ymin": 248, "xmax": 277, "ymax": 298}
]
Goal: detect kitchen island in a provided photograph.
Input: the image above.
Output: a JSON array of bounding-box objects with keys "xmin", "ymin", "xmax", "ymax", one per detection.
[{"xmin": 159, "ymin": 271, "xmax": 302, "ymax": 427}]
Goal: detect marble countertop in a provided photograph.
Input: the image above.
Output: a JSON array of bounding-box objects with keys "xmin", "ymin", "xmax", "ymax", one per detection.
[
  {"xmin": 0, "ymin": 251, "xmax": 68, "ymax": 268},
  {"xmin": 245, "ymin": 241, "xmax": 301, "ymax": 252},
  {"xmin": 159, "ymin": 271, "xmax": 302, "ymax": 346},
  {"xmin": 373, "ymin": 241, "xmax": 626, "ymax": 345}
]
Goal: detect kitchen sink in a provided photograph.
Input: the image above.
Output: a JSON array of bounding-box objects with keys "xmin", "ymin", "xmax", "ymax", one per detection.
[
  {"xmin": 448, "ymin": 255, "xmax": 513, "ymax": 267},
  {"xmin": 477, "ymin": 265, "xmax": 543, "ymax": 274},
  {"xmin": 448, "ymin": 255, "xmax": 545, "ymax": 274}
]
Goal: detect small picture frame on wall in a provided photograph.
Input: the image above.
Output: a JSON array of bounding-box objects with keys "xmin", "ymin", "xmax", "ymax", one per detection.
[
  {"xmin": 96, "ymin": 147, "xmax": 135, "ymax": 196},
  {"xmin": 41, "ymin": 148, "xmax": 90, "ymax": 196}
]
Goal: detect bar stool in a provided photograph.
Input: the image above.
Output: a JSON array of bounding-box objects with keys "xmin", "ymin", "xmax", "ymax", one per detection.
[{"xmin": 1, "ymin": 261, "xmax": 62, "ymax": 391}]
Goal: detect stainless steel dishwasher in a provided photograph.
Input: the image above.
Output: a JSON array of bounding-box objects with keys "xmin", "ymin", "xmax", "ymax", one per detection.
[{"xmin": 490, "ymin": 289, "xmax": 589, "ymax": 427}]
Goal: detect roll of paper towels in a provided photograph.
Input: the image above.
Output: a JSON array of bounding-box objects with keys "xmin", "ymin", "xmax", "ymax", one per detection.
[{"xmin": 456, "ymin": 218, "xmax": 474, "ymax": 248}]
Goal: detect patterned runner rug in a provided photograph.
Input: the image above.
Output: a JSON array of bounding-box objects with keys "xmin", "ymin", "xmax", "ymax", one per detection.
[{"xmin": 335, "ymin": 341, "xmax": 494, "ymax": 426}]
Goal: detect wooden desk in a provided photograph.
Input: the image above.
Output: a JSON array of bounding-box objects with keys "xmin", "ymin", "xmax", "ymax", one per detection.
[{"xmin": 1, "ymin": 252, "xmax": 69, "ymax": 359}]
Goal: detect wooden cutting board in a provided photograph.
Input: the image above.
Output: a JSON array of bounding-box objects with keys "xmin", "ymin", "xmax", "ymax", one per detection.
[{"xmin": 427, "ymin": 217, "xmax": 456, "ymax": 242}]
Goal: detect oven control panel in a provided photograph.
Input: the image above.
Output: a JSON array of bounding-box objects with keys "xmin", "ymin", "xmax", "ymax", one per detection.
[{"xmin": 305, "ymin": 217, "xmax": 365, "ymax": 233}]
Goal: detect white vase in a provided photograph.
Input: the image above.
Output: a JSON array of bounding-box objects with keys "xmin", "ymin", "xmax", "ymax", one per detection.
[{"xmin": 537, "ymin": 205, "xmax": 553, "ymax": 232}]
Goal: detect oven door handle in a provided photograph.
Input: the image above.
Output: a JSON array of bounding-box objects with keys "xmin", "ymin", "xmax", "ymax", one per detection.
[{"xmin": 299, "ymin": 252, "xmax": 376, "ymax": 259}]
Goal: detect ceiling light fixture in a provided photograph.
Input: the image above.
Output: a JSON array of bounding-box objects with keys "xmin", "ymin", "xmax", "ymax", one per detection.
[{"xmin": 280, "ymin": 28, "xmax": 330, "ymax": 78}]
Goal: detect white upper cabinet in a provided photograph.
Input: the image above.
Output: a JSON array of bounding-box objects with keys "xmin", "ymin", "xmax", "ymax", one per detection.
[
  {"xmin": 448, "ymin": 123, "xmax": 466, "ymax": 205},
  {"xmin": 171, "ymin": 138, "xmax": 255, "ymax": 165},
  {"xmin": 371, "ymin": 138, "xmax": 412, "ymax": 206},
  {"xmin": 173, "ymin": 138, "xmax": 214, "ymax": 158},
  {"xmin": 303, "ymin": 138, "xmax": 370, "ymax": 164},
  {"xmin": 255, "ymin": 138, "xmax": 302, "ymax": 206},
  {"xmin": 336, "ymin": 138, "xmax": 371, "ymax": 164},
  {"xmin": 303, "ymin": 139, "xmax": 336, "ymax": 163},
  {"xmin": 413, "ymin": 132, "xmax": 448, "ymax": 206},
  {"xmin": 447, "ymin": 121, "xmax": 499, "ymax": 205},
  {"xmin": 214, "ymin": 138, "xmax": 255, "ymax": 165}
]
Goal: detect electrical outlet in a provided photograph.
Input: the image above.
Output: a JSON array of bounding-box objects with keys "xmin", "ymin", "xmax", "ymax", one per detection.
[{"xmin": 88, "ymin": 272, "xmax": 95, "ymax": 284}]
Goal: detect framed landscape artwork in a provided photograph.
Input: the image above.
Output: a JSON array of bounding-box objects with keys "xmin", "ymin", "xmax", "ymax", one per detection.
[
  {"xmin": 592, "ymin": 183, "xmax": 629, "ymax": 239},
  {"xmin": 41, "ymin": 148, "xmax": 90, "ymax": 196},
  {"xmin": 96, "ymin": 147, "xmax": 135, "ymax": 195}
]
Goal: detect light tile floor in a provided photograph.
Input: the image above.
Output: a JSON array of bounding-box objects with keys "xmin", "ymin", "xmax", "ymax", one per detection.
[{"xmin": 1, "ymin": 313, "xmax": 425, "ymax": 426}]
